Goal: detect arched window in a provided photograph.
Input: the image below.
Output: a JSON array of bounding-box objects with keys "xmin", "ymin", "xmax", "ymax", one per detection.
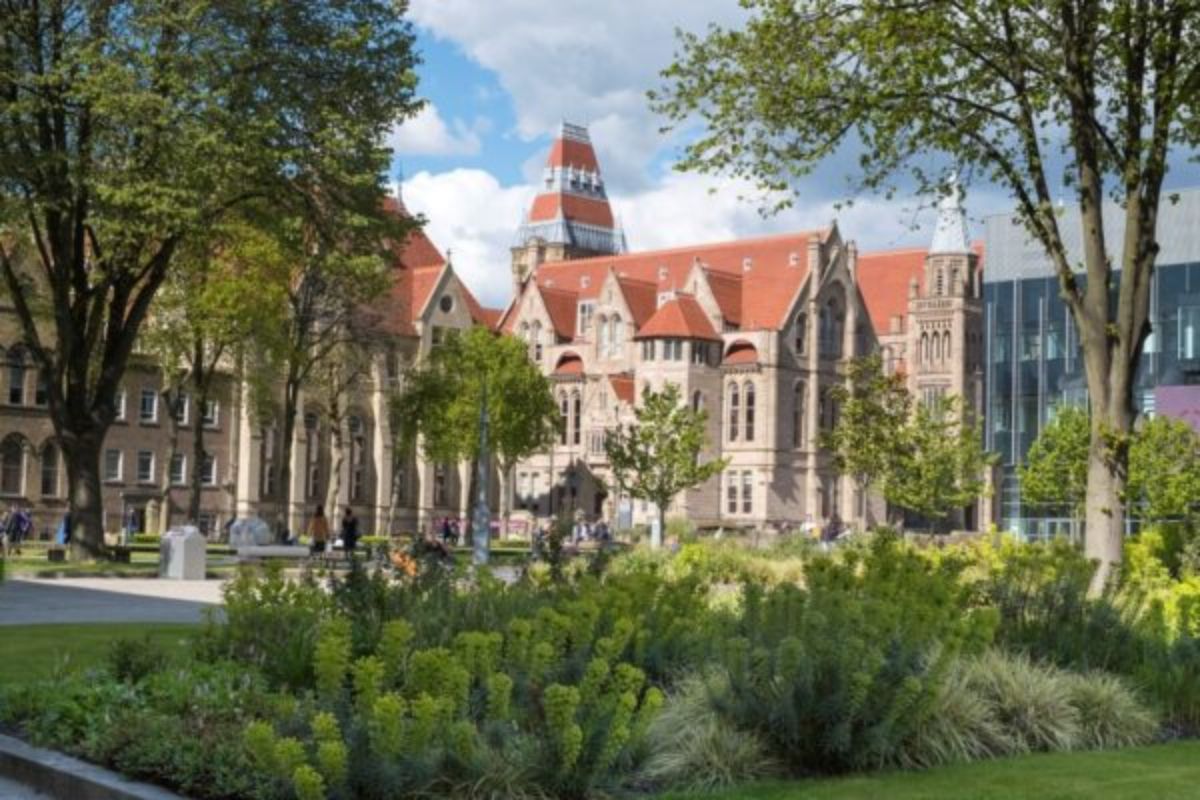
[
  {"xmin": 532, "ymin": 321, "xmax": 543, "ymax": 361},
  {"xmin": 559, "ymin": 392, "xmax": 569, "ymax": 445},
  {"xmin": 349, "ymin": 414, "xmax": 367, "ymax": 502},
  {"xmin": 793, "ymin": 383, "xmax": 806, "ymax": 448},
  {"xmin": 830, "ymin": 302, "xmax": 844, "ymax": 358},
  {"xmin": 818, "ymin": 307, "xmax": 830, "ymax": 355},
  {"xmin": 936, "ymin": 268, "xmax": 945, "ymax": 296},
  {"xmin": 920, "ymin": 333, "xmax": 929, "ymax": 364},
  {"xmin": 795, "ymin": 312, "xmax": 807, "ymax": 355},
  {"xmin": 571, "ymin": 391, "xmax": 582, "ymax": 446},
  {"xmin": 943, "ymin": 331, "xmax": 952, "ymax": 363},
  {"xmin": 40, "ymin": 442, "xmax": 59, "ymax": 497},
  {"xmin": 727, "ymin": 383, "xmax": 740, "ymax": 442},
  {"xmin": 610, "ymin": 315, "xmax": 622, "ymax": 355},
  {"xmin": 744, "ymin": 381, "xmax": 756, "ymax": 442},
  {"xmin": 259, "ymin": 425, "xmax": 277, "ymax": 497},
  {"xmin": 1, "ymin": 437, "xmax": 24, "ymax": 495}
]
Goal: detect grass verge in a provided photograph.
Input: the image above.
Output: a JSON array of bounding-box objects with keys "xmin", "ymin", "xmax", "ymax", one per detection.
[
  {"xmin": 657, "ymin": 741, "xmax": 1200, "ymax": 799},
  {"xmin": 0, "ymin": 623, "xmax": 198, "ymax": 686}
]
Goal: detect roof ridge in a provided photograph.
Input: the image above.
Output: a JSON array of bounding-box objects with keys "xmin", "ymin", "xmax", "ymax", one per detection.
[{"xmin": 537, "ymin": 228, "xmax": 824, "ymax": 269}]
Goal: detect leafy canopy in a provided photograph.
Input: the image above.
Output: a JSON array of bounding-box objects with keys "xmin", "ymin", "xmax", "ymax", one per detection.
[
  {"xmin": 394, "ymin": 326, "xmax": 560, "ymax": 470},
  {"xmin": 604, "ymin": 383, "xmax": 727, "ymax": 527},
  {"xmin": 821, "ymin": 353, "xmax": 912, "ymax": 490},
  {"xmin": 1019, "ymin": 405, "xmax": 1092, "ymax": 517}
]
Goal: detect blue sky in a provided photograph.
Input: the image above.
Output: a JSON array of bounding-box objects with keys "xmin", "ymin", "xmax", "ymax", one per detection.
[{"xmin": 393, "ymin": 2, "xmax": 1200, "ymax": 310}]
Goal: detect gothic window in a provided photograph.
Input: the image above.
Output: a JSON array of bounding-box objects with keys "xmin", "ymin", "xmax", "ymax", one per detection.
[
  {"xmin": 571, "ymin": 391, "xmax": 582, "ymax": 446},
  {"xmin": 34, "ymin": 371, "xmax": 48, "ymax": 406},
  {"xmin": 933, "ymin": 332, "xmax": 942, "ymax": 361},
  {"xmin": 610, "ymin": 315, "xmax": 623, "ymax": 355},
  {"xmin": 743, "ymin": 381, "xmax": 756, "ymax": 442},
  {"xmin": 727, "ymin": 383, "xmax": 740, "ymax": 442},
  {"xmin": 936, "ymin": 268, "xmax": 945, "ymax": 296},
  {"xmin": 741, "ymin": 471, "xmax": 753, "ymax": 514},
  {"xmin": 434, "ymin": 464, "xmax": 447, "ymax": 507},
  {"xmin": 304, "ymin": 413, "xmax": 320, "ymax": 499},
  {"xmin": 726, "ymin": 471, "xmax": 738, "ymax": 514},
  {"xmin": 532, "ymin": 321, "xmax": 543, "ymax": 361},
  {"xmin": 7, "ymin": 346, "xmax": 26, "ymax": 405},
  {"xmin": 942, "ymin": 331, "xmax": 951, "ymax": 363},
  {"xmin": 795, "ymin": 312, "xmax": 807, "ymax": 355},
  {"xmin": 559, "ymin": 392, "xmax": 569, "ymax": 445},
  {"xmin": 40, "ymin": 442, "xmax": 59, "ymax": 497},
  {"xmin": 793, "ymin": 382, "xmax": 806, "ymax": 448},
  {"xmin": 1, "ymin": 437, "xmax": 23, "ymax": 495}
]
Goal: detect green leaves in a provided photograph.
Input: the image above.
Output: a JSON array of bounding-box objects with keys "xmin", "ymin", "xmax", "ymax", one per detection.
[
  {"xmin": 1019, "ymin": 405, "xmax": 1091, "ymax": 517},
  {"xmin": 822, "ymin": 353, "xmax": 912, "ymax": 490},
  {"xmin": 604, "ymin": 383, "xmax": 728, "ymax": 533}
]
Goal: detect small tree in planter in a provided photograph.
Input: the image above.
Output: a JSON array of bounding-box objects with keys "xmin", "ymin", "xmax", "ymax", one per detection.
[{"xmin": 604, "ymin": 383, "xmax": 726, "ymax": 548}]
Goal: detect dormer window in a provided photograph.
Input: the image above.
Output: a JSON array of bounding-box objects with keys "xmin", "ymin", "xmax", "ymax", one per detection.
[
  {"xmin": 657, "ymin": 266, "xmax": 668, "ymax": 281},
  {"xmin": 580, "ymin": 275, "xmax": 590, "ymax": 289},
  {"xmin": 742, "ymin": 257, "xmax": 753, "ymax": 272},
  {"xmin": 657, "ymin": 292, "xmax": 673, "ymax": 308}
]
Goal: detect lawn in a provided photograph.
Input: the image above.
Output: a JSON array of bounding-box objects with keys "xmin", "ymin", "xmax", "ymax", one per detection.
[
  {"xmin": 659, "ymin": 741, "xmax": 1200, "ymax": 799},
  {"xmin": 0, "ymin": 623, "xmax": 198, "ymax": 685}
]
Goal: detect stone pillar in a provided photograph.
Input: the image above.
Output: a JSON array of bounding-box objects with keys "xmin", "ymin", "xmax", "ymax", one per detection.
[
  {"xmin": 457, "ymin": 460, "xmax": 472, "ymax": 533},
  {"xmin": 415, "ymin": 447, "xmax": 435, "ymax": 535},
  {"xmin": 371, "ymin": 363, "xmax": 392, "ymax": 535},
  {"xmin": 234, "ymin": 381, "xmax": 260, "ymax": 518},
  {"xmin": 288, "ymin": 392, "xmax": 307, "ymax": 536},
  {"xmin": 805, "ymin": 299, "xmax": 823, "ymax": 518}
]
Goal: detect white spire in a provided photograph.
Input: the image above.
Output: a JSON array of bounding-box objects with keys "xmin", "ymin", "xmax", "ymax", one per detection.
[{"xmin": 930, "ymin": 172, "xmax": 971, "ymax": 254}]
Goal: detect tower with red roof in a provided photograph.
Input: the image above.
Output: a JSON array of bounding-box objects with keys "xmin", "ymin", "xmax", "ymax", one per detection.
[{"xmin": 511, "ymin": 121, "xmax": 626, "ymax": 295}]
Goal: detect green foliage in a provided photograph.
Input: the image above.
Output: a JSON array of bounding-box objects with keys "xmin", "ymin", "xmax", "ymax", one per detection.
[
  {"xmin": 1063, "ymin": 671, "xmax": 1160, "ymax": 750},
  {"xmin": 884, "ymin": 396, "xmax": 992, "ymax": 528},
  {"xmin": 352, "ymin": 656, "xmax": 385, "ymax": 714},
  {"xmin": 107, "ymin": 635, "xmax": 168, "ymax": 684},
  {"xmin": 1019, "ymin": 405, "xmax": 1091, "ymax": 517},
  {"xmin": 293, "ymin": 765, "xmax": 326, "ymax": 800},
  {"xmin": 962, "ymin": 651, "xmax": 1081, "ymax": 753},
  {"xmin": 604, "ymin": 383, "xmax": 727, "ymax": 544},
  {"xmin": 643, "ymin": 672, "xmax": 778, "ymax": 791},
  {"xmin": 822, "ymin": 353, "xmax": 913, "ymax": 492},
  {"xmin": 314, "ymin": 619, "xmax": 353, "ymax": 701}
]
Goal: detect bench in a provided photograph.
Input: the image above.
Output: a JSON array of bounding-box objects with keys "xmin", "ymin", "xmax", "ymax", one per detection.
[{"xmin": 236, "ymin": 545, "xmax": 312, "ymax": 562}]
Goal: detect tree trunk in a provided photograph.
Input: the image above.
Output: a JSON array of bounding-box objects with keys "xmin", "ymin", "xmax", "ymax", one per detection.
[
  {"xmin": 63, "ymin": 435, "xmax": 105, "ymax": 559},
  {"xmin": 189, "ymin": 393, "xmax": 207, "ymax": 524},
  {"xmin": 653, "ymin": 503, "xmax": 665, "ymax": 549},
  {"xmin": 1084, "ymin": 399, "xmax": 1128, "ymax": 593},
  {"xmin": 278, "ymin": 376, "xmax": 300, "ymax": 542},
  {"xmin": 158, "ymin": 390, "xmax": 182, "ymax": 536},
  {"xmin": 326, "ymin": 416, "xmax": 345, "ymax": 520}
]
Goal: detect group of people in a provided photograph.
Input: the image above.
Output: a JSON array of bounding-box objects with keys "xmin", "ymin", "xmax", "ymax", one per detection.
[
  {"xmin": 303, "ymin": 504, "xmax": 360, "ymax": 555},
  {"xmin": 571, "ymin": 519, "xmax": 612, "ymax": 544},
  {"xmin": 1, "ymin": 504, "xmax": 33, "ymax": 555}
]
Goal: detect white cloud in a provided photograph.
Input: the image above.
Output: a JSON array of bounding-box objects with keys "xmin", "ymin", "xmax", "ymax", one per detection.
[
  {"xmin": 402, "ymin": 166, "xmax": 1009, "ymax": 310},
  {"xmin": 408, "ymin": 1, "xmax": 746, "ymax": 192},
  {"xmin": 389, "ymin": 103, "xmax": 486, "ymax": 157},
  {"xmin": 401, "ymin": 169, "xmax": 535, "ymax": 307}
]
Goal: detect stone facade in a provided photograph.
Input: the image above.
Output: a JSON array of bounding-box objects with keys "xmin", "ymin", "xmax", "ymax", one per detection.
[{"xmin": 0, "ymin": 123, "xmax": 988, "ymax": 540}]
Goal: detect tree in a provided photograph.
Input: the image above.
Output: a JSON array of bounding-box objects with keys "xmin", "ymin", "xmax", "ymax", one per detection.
[
  {"xmin": 604, "ymin": 383, "xmax": 727, "ymax": 548},
  {"xmin": 654, "ymin": 0, "xmax": 1200, "ymax": 587},
  {"xmin": 0, "ymin": 1, "xmax": 421, "ymax": 556},
  {"xmin": 1019, "ymin": 405, "xmax": 1091, "ymax": 520},
  {"xmin": 248, "ymin": 204, "xmax": 395, "ymax": 538},
  {"xmin": 884, "ymin": 397, "xmax": 992, "ymax": 531},
  {"xmin": 821, "ymin": 354, "xmax": 912, "ymax": 523},
  {"xmin": 142, "ymin": 219, "xmax": 287, "ymax": 530},
  {"xmin": 393, "ymin": 326, "xmax": 560, "ymax": 538},
  {"xmin": 1023, "ymin": 406, "xmax": 1200, "ymax": 525},
  {"xmin": 1127, "ymin": 415, "xmax": 1200, "ymax": 523}
]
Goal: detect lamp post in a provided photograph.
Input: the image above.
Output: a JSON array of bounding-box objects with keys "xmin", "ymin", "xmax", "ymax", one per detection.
[{"xmin": 471, "ymin": 379, "xmax": 491, "ymax": 565}]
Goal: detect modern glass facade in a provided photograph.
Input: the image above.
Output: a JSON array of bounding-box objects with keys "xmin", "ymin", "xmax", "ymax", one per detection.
[{"xmin": 982, "ymin": 191, "xmax": 1200, "ymax": 538}]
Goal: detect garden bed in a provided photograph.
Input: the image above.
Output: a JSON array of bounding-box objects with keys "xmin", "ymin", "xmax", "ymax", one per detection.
[{"xmin": 0, "ymin": 532, "xmax": 1196, "ymax": 799}]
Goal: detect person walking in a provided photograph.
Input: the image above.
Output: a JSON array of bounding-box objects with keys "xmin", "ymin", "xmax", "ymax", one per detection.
[
  {"xmin": 306, "ymin": 504, "xmax": 330, "ymax": 555},
  {"xmin": 341, "ymin": 506, "xmax": 359, "ymax": 554}
]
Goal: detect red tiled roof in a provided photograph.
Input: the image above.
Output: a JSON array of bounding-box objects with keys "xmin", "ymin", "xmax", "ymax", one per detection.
[
  {"xmin": 855, "ymin": 248, "xmax": 926, "ymax": 336},
  {"xmin": 528, "ymin": 193, "xmax": 615, "ymax": 228},
  {"xmin": 410, "ymin": 265, "xmax": 444, "ymax": 320},
  {"xmin": 608, "ymin": 373, "xmax": 635, "ymax": 405},
  {"xmin": 534, "ymin": 230, "xmax": 820, "ymax": 332},
  {"xmin": 554, "ymin": 352, "xmax": 584, "ymax": 375},
  {"xmin": 615, "ymin": 276, "xmax": 658, "ymax": 326},
  {"xmin": 722, "ymin": 340, "xmax": 759, "ymax": 365},
  {"xmin": 547, "ymin": 137, "xmax": 601, "ymax": 172},
  {"xmin": 538, "ymin": 285, "xmax": 578, "ymax": 340},
  {"xmin": 634, "ymin": 295, "xmax": 720, "ymax": 341}
]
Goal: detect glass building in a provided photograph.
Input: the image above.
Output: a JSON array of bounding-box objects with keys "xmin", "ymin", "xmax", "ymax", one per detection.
[{"xmin": 983, "ymin": 191, "xmax": 1200, "ymax": 538}]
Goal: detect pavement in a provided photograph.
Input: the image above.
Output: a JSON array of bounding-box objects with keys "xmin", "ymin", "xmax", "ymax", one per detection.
[
  {"xmin": 0, "ymin": 774, "xmax": 51, "ymax": 798},
  {"xmin": 0, "ymin": 578, "xmax": 224, "ymax": 626}
]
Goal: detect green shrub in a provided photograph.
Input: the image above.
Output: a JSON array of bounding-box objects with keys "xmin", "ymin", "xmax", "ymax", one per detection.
[
  {"xmin": 107, "ymin": 635, "xmax": 168, "ymax": 683},
  {"xmin": 896, "ymin": 662, "xmax": 1014, "ymax": 768},
  {"xmin": 314, "ymin": 619, "xmax": 352, "ymax": 700},
  {"xmin": 642, "ymin": 673, "xmax": 777, "ymax": 791},
  {"xmin": 962, "ymin": 651, "xmax": 1080, "ymax": 753},
  {"xmin": 1063, "ymin": 671, "xmax": 1159, "ymax": 749},
  {"xmin": 292, "ymin": 765, "xmax": 325, "ymax": 800}
]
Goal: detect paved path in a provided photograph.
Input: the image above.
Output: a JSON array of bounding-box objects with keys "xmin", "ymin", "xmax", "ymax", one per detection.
[
  {"xmin": 0, "ymin": 774, "xmax": 52, "ymax": 798},
  {"xmin": 0, "ymin": 578, "xmax": 224, "ymax": 626}
]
